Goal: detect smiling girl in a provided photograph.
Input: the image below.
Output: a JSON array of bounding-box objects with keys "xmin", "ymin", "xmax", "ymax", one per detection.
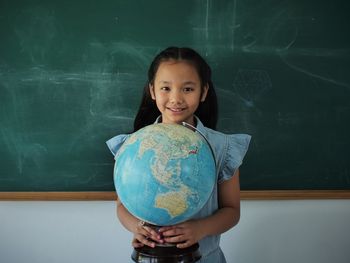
[{"xmin": 107, "ymin": 47, "xmax": 251, "ymax": 262}]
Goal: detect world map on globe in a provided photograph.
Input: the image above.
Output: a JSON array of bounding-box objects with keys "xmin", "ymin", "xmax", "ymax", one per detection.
[{"xmin": 114, "ymin": 123, "xmax": 216, "ymax": 226}]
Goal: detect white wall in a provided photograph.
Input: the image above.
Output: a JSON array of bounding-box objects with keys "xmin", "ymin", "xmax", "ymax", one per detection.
[{"xmin": 1, "ymin": 200, "xmax": 349, "ymax": 263}]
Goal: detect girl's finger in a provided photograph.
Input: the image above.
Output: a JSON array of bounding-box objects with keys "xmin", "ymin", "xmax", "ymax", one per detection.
[
  {"xmin": 158, "ymin": 225, "xmax": 175, "ymax": 232},
  {"xmin": 132, "ymin": 238, "xmax": 144, "ymax": 248},
  {"xmin": 176, "ymin": 240, "xmax": 192, "ymax": 249},
  {"xmin": 138, "ymin": 234, "xmax": 156, "ymax": 248},
  {"xmin": 143, "ymin": 225, "xmax": 162, "ymax": 240},
  {"xmin": 161, "ymin": 227, "xmax": 182, "ymax": 238},
  {"xmin": 164, "ymin": 234, "xmax": 185, "ymax": 244}
]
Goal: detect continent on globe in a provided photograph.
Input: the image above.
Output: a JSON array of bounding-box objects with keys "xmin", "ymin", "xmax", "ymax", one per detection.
[
  {"xmin": 114, "ymin": 123, "xmax": 216, "ymax": 226},
  {"xmin": 155, "ymin": 188, "xmax": 188, "ymax": 217}
]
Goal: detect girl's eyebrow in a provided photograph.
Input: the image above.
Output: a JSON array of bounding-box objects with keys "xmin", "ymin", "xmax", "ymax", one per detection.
[
  {"xmin": 183, "ymin": 81, "xmax": 196, "ymax": 85},
  {"xmin": 158, "ymin": 80, "xmax": 196, "ymax": 85},
  {"xmin": 158, "ymin": 80, "xmax": 171, "ymax": 84}
]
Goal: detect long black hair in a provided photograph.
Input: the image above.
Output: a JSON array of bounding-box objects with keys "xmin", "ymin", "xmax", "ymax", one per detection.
[{"xmin": 133, "ymin": 47, "xmax": 218, "ymax": 132}]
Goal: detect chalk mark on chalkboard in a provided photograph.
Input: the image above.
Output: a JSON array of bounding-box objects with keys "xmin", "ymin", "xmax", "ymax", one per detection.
[
  {"xmin": 192, "ymin": 0, "xmax": 238, "ymax": 54},
  {"xmin": 278, "ymin": 53, "xmax": 350, "ymax": 89},
  {"xmin": 232, "ymin": 69, "xmax": 272, "ymax": 108},
  {"xmin": 230, "ymin": 0, "xmax": 237, "ymax": 51},
  {"xmin": 14, "ymin": 6, "xmax": 59, "ymax": 65},
  {"xmin": 109, "ymin": 42, "xmax": 152, "ymax": 70},
  {"xmin": 0, "ymin": 78, "xmax": 27, "ymax": 175},
  {"xmin": 0, "ymin": 129, "xmax": 48, "ymax": 175},
  {"xmin": 242, "ymin": 34, "xmax": 257, "ymax": 52},
  {"xmin": 0, "ymin": 129, "xmax": 21, "ymax": 174},
  {"xmin": 205, "ymin": 0, "xmax": 210, "ymax": 41},
  {"xmin": 0, "ymin": 66, "xmax": 137, "ymax": 178}
]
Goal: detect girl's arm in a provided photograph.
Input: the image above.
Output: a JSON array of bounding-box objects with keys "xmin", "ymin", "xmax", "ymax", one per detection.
[
  {"xmin": 203, "ymin": 168, "xmax": 241, "ymax": 234},
  {"xmin": 159, "ymin": 169, "xmax": 241, "ymax": 248},
  {"xmin": 116, "ymin": 198, "xmax": 163, "ymax": 248}
]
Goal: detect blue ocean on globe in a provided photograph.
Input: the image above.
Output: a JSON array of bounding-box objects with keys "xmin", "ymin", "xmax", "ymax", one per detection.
[{"xmin": 114, "ymin": 123, "xmax": 216, "ymax": 226}]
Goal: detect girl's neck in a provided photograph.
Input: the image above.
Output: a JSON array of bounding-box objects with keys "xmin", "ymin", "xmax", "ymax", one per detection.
[{"xmin": 159, "ymin": 116, "xmax": 198, "ymax": 130}]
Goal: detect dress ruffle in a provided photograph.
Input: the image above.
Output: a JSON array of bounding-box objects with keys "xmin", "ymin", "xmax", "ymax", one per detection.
[
  {"xmin": 218, "ymin": 134, "xmax": 251, "ymax": 183},
  {"xmin": 106, "ymin": 134, "xmax": 129, "ymax": 157}
]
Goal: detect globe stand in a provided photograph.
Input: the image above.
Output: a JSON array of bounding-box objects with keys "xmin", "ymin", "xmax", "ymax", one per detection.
[
  {"xmin": 131, "ymin": 242, "xmax": 201, "ymax": 263},
  {"xmin": 131, "ymin": 224, "xmax": 201, "ymax": 263}
]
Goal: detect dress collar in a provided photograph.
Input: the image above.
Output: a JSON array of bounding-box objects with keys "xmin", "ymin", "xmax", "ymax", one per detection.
[{"xmin": 154, "ymin": 115, "xmax": 206, "ymax": 135}]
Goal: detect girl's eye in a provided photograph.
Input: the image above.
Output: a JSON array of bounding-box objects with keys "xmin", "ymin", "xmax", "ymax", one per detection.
[
  {"xmin": 183, "ymin": 87, "xmax": 194, "ymax": 92},
  {"xmin": 160, "ymin": 86, "xmax": 170, "ymax": 91}
]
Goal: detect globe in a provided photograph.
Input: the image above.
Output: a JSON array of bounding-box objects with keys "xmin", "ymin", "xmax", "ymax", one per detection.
[{"xmin": 113, "ymin": 123, "xmax": 216, "ymax": 226}]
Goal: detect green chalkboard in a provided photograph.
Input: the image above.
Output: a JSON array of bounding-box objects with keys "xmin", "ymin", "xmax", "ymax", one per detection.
[{"xmin": 1, "ymin": 0, "xmax": 349, "ymax": 191}]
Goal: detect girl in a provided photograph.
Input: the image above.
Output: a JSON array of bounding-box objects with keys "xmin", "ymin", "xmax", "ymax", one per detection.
[{"xmin": 107, "ymin": 47, "xmax": 251, "ymax": 262}]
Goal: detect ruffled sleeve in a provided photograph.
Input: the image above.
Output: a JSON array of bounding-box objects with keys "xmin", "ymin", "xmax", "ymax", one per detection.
[
  {"xmin": 218, "ymin": 134, "xmax": 251, "ymax": 184},
  {"xmin": 106, "ymin": 134, "xmax": 129, "ymax": 157}
]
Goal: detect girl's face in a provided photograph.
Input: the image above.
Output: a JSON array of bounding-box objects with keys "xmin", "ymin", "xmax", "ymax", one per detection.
[{"xmin": 150, "ymin": 61, "xmax": 208, "ymax": 126}]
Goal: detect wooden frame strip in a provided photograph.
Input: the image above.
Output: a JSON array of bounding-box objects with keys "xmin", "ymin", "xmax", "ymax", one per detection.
[
  {"xmin": 240, "ymin": 190, "xmax": 350, "ymax": 200},
  {"xmin": 0, "ymin": 190, "xmax": 350, "ymax": 200}
]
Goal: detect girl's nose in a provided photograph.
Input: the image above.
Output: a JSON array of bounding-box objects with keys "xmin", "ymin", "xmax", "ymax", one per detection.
[{"xmin": 170, "ymin": 90, "xmax": 183, "ymax": 104}]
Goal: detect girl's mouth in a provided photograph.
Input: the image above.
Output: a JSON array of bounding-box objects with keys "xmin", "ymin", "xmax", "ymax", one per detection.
[{"xmin": 167, "ymin": 107, "xmax": 185, "ymax": 112}]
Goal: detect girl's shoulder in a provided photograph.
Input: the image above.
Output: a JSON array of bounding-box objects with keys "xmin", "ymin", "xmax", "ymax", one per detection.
[
  {"xmin": 202, "ymin": 127, "xmax": 251, "ymax": 183},
  {"xmin": 203, "ymin": 126, "xmax": 251, "ymax": 151},
  {"xmin": 106, "ymin": 134, "xmax": 129, "ymax": 157}
]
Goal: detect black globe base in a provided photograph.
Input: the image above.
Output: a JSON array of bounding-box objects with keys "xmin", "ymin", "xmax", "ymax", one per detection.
[{"xmin": 131, "ymin": 242, "xmax": 201, "ymax": 263}]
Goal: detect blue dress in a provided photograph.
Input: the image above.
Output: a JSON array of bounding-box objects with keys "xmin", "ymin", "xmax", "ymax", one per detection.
[{"xmin": 106, "ymin": 117, "xmax": 251, "ymax": 262}]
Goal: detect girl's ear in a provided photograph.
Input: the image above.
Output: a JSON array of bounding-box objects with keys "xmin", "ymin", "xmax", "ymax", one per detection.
[
  {"xmin": 149, "ymin": 84, "xmax": 156, "ymax": 100},
  {"xmin": 200, "ymin": 84, "xmax": 209, "ymax": 102}
]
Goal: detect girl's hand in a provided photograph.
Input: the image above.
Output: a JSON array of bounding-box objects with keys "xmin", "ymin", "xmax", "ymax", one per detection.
[
  {"xmin": 132, "ymin": 221, "xmax": 164, "ymax": 248},
  {"xmin": 158, "ymin": 220, "xmax": 205, "ymax": 248}
]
